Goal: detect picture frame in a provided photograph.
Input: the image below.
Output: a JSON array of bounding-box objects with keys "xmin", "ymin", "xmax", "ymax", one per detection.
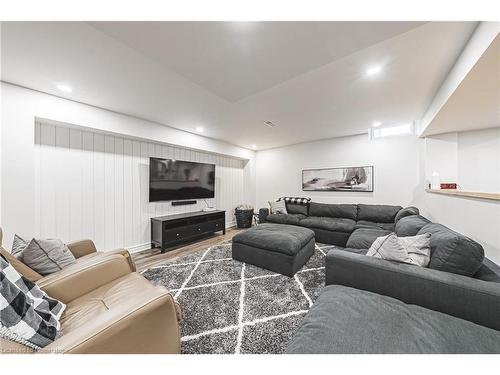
[{"xmin": 302, "ymin": 165, "xmax": 374, "ymax": 192}]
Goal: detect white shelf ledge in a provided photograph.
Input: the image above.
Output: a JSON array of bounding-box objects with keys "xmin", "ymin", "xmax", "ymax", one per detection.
[{"xmin": 425, "ymin": 189, "xmax": 500, "ymax": 201}]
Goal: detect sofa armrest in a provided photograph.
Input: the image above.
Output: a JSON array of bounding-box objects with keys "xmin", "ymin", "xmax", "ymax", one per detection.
[
  {"xmin": 259, "ymin": 208, "xmax": 269, "ymax": 223},
  {"xmin": 67, "ymin": 239, "xmax": 97, "ymax": 258},
  {"xmin": 326, "ymin": 249, "xmax": 500, "ymax": 331},
  {"xmin": 37, "ymin": 254, "xmax": 132, "ymax": 303},
  {"xmin": 106, "ymin": 248, "xmax": 136, "ymax": 272},
  {"xmin": 41, "ymin": 289, "xmax": 180, "ymax": 354}
]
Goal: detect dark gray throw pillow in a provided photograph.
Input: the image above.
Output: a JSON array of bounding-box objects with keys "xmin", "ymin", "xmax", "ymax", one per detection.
[
  {"xmin": 21, "ymin": 238, "xmax": 76, "ymax": 276},
  {"xmin": 418, "ymin": 223, "xmax": 484, "ymax": 277},
  {"xmin": 286, "ymin": 203, "xmax": 308, "ymax": 216},
  {"xmin": 395, "ymin": 215, "xmax": 431, "ymax": 237}
]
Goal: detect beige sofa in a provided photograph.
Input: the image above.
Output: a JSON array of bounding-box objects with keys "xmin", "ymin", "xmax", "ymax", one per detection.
[{"xmin": 0, "ymin": 227, "xmax": 181, "ymax": 354}]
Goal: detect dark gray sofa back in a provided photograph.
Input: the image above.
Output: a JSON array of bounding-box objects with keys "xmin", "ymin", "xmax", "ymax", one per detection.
[
  {"xmin": 418, "ymin": 223, "xmax": 485, "ymax": 277},
  {"xmin": 357, "ymin": 204, "xmax": 402, "ymax": 223},
  {"xmin": 308, "ymin": 202, "xmax": 357, "ymax": 220},
  {"xmin": 286, "ymin": 202, "xmax": 309, "ymax": 216},
  {"xmin": 395, "ymin": 215, "xmax": 431, "ymax": 237}
]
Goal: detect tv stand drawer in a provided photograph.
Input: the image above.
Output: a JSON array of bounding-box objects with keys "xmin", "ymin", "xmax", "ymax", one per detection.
[{"xmin": 151, "ymin": 210, "xmax": 226, "ymax": 252}]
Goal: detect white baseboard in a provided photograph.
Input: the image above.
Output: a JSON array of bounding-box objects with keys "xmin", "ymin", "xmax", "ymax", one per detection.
[{"xmin": 127, "ymin": 243, "xmax": 153, "ymax": 254}]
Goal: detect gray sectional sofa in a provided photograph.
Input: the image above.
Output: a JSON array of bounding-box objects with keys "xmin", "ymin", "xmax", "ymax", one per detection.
[
  {"xmin": 260, "ymin": 201, "xmax": 418, "ymax": 246},
  {"xmin": 284, "ymin": 202, "xmax": 500, "ymax": 353}
]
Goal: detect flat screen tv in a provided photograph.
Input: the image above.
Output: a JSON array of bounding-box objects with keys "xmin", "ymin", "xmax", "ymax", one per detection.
[{"xmin": 149, "ymin": 157, "xmax": 215, "ymax": 202}]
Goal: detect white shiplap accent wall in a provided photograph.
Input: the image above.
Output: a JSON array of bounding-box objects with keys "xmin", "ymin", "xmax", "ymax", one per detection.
[{"xmin": 34, "ymin": 121, "xmax": 246, "ymax": 252}]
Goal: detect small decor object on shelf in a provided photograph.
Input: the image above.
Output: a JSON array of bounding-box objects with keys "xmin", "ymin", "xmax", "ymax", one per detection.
[
  {"xmin": 302, "ymin": 166, "xmax": 373, "ymax": 192},
  {"xmin": 440, "ymin": 183, "xmax": 457, "ymax": 190},
  {"xmin": 235, "ymin": 204, "xmax": 254, "ymax": 229}
]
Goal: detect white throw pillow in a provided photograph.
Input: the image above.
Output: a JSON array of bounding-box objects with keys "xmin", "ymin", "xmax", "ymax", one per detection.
[
  {"xmin": 398, "ymin": 233, "xmax": 431, "ymax": 267},
  {"xmin": 367, "ymin": 233, "xmax": 431, "ymax": 267},
  {"xmin": 269, "ymin": 200, "xmax": 288, "ymax": 215}
]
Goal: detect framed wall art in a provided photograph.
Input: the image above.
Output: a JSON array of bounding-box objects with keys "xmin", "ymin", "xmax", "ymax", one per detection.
[{"xmin": 302, "ymin": 166, "xmax": 373, "ymax": 192}]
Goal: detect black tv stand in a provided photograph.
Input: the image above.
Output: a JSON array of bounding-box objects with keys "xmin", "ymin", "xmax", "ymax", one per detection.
[{"xmin": 151, "ymin": 210, "xmax": 226, "ymax": 252}]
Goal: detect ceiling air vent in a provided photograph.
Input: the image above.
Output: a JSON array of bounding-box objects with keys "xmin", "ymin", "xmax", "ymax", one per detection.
[{"xmin": 264, "ymin": 120, "xmax": 277, "ymax": 128}]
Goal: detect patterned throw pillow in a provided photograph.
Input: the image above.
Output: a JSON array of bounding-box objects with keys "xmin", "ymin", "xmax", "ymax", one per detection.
[
  {"xmin": 367, "ymin": 233, "xmax": 431, "ymax": 267},
  {"xmin": 269, "ymin": 200, "xmax": 288, "ymax": 215},
  {"xmin": 277, "ymin": 197, "xmax": 311, "ymax": 205},
  {"xmin": 0, "ymin": 254, "xmax": 66, "ymax": 349},
  {"xmin": 20, "ymin": 238, "xmax": 76, "ymax": 276}
]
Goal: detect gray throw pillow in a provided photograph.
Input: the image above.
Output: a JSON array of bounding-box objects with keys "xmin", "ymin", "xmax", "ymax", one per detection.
[
  {"xmin": 20, "ymin": 238, "xmax": 76, "ymax": 276},
  {"xmin": 12, "ymin": 234, "xmax": 29, "ymax": 259},
  {"xmin": 367, "ymin": 233, "xmax": 431, "ymax": 267},
  {"xmin": 397, "ymin": 233, "xmax": 431, "ymax": 267},
  {"xmin": 367, "ymin": 233, "xmax": 410, "ymax": 263}
]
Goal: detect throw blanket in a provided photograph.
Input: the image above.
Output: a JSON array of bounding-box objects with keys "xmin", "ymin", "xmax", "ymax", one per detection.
[
  {"xmin": 0, "ymin": 254, "xmax": 66, "ymax": 349},
  {"xmin": 277, "ymin": 196, "xmax": 311, "ymax": 205}
]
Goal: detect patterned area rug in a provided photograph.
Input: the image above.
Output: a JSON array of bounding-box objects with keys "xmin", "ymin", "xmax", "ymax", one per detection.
[{"xmin": 141, "ymin": 242, "xmax": 336, "ymax": 354}]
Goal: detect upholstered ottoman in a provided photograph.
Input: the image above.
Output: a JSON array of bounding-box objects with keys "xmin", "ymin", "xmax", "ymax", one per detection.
[{"xmin": 232, "ymin": 223, "xmax": 315, "ymax": 277}]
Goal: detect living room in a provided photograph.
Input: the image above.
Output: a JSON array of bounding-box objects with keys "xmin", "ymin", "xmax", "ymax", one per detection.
[{"xmin": 1, "ymin": 1, "xmax": 500, "ymax": 371}]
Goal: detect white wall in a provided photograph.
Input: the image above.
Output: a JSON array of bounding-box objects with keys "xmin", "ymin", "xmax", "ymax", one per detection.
[
  {"xmin": 421, "ymin": 128, "xmax": 500, "ymax": 262},
  {"xmin": 34, "ymin": 120, "xmax": 246, "ymax": 252},
  {"xmin": 458, "ymin": 128, "xmax": 500, "ymax": 192},
  {"xmin": 424, "ymin": 128, "xmax": 500, "ymax": 192},
  {"xmin": 424, "ymin": 133, "xmax": 458, "ymax": 183},
  {"xmin": 256, "ymin": 133, "xmax": 425, "ymax": 208},
  {"xmin": 1, "ymin": 82, "xmax": 255, "ymax": 251}
]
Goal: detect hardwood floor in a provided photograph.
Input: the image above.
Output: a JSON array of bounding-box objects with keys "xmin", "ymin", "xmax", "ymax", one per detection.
[{"xmin": 132, "ymin": 227, "xmax": 242, "ymax": 272}]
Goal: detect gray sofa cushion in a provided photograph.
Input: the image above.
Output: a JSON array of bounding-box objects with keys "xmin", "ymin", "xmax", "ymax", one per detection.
[
  {"xmin": 232, "ymin": 223, "xmax": 314, "ymax": 256},
  {"xmin": 342, "ymin": 247, "xmax": 369, "ymax": 255},
  {"xmin": 357, "ymin": 204, "xmax": 402, "ymax": 223},
  {"xmin": 355, "ymin": 220, "xmax": 395, "ymax": 231},
  {"xmin": 285, "ymin": 203, "xmax": 308, "ymax": 216},
  {"xmin": 474, "ymin": 258, "xmax": 500, "ymax": 283},
  {"xmin": 346, "ymin": 228, "xmax": 392, "ymax": 249},
  {"xmin": 266, "ymin": 213, "xmax": 306, "ymax": 226},
  {"xmin": 418, "ymin": 223, "xmax": 484, "ymax": 277},
  {"xmin": 394, "ymin": 206, "xmax": 419, "ymax": 222},
  {"xmin": 300, "ymin": 217, "xmax": 356, "ymax": 233},
  {"xmin": 308, "ymin": 202, "xmax": 357, "ymax": 220},
  {"xmin": 395, "ymin": 215, "xmax": 431, "ymax": 237},
  {"xmin": 286, "ymin": 285, "xmax": 500, "ymax": 354}
]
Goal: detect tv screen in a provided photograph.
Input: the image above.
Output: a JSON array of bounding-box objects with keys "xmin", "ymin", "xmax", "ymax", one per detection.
[{"xmin": 149, "ymin": 158, "xmax": 215, "ymax": 202}]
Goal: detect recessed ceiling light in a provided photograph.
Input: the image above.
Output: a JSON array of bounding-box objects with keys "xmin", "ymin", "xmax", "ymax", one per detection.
[
  {"xmin": 196, "ymin": 126, "xmax": 204, "ymax": 133},
  {"xmin": 251, "ymin": 144, "xmax": 257, "ymax": 149},
  {"xmin": 366, "ymin": 66, "xmax": 382, "ymax": 77},
  {"xmin": 57, "ymin": 84, "xmax": 72, "ymax": 93},
  {"xmin": 372, "ymin": 121, "xmax": 382, "ymax": 127}
]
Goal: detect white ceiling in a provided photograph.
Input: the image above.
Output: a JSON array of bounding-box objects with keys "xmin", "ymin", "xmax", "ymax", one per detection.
[
  {"xmin": 422, "ymin": 34, "xmax": 500, "ymax": 136},
  {"xmin": 90, "ymin": 21, "xmax": 426, "ymax": 102},
  {"xmin": 1, "ymin": 21, "xmax": 478, "ymax": 150}
]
